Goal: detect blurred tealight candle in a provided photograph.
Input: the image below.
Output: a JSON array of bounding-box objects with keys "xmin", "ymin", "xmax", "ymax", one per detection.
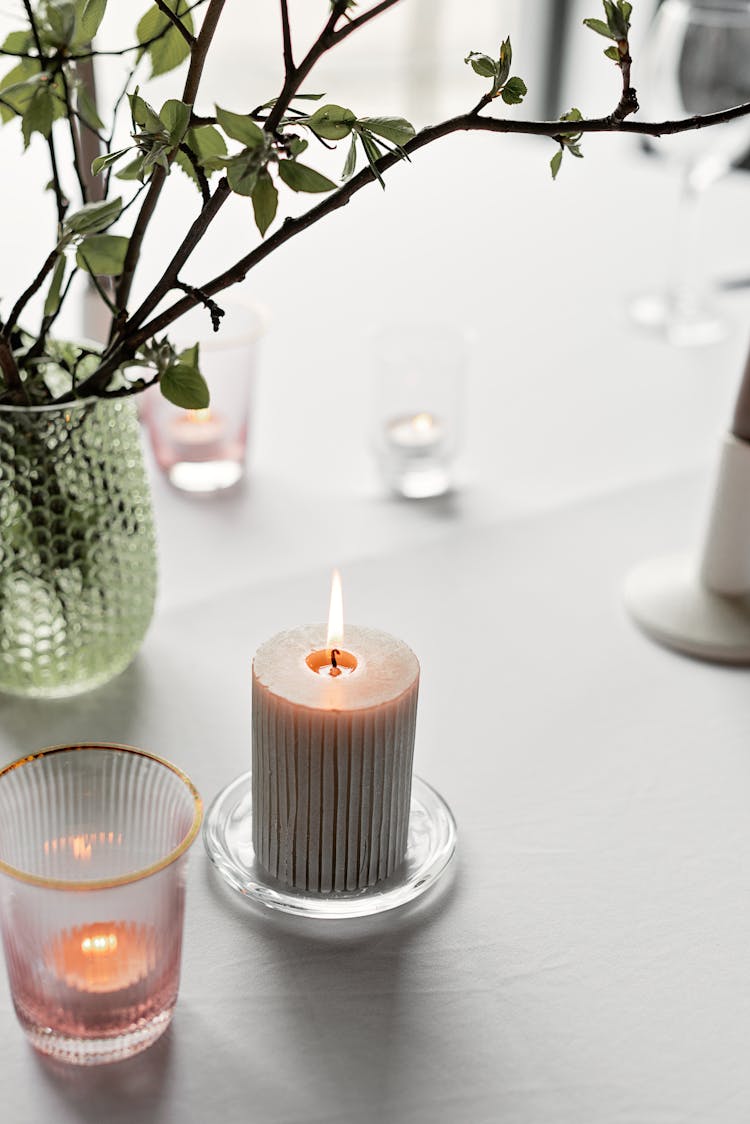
[{"xmin": 386, "ymin": 412, "xmax": 445, "ymax": 451}]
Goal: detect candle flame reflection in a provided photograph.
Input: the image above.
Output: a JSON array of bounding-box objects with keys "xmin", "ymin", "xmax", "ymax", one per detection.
[
  {"xmin": 327, "ymin": 568, "xmax": 344, "ymax": 650},
  {"xmin": 186, "ymin": 408, "xmax": 213, "ymax": 424}
]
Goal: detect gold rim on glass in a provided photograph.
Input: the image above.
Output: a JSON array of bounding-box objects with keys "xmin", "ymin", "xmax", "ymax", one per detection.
[{"xmin": 0, "ymin": 743, "xmax": 203, "ymax": 891}]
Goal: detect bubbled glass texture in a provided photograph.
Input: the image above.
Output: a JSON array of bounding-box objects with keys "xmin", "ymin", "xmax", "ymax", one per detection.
[{"xmin": 0, "ymin": 399, "xmax": 156, "ymax": 697}]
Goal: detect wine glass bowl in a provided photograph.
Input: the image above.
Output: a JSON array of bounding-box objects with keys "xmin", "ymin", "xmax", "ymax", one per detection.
[{"xmin": 630, "ymin": 0, "xmax": 750, "ymax": 345}]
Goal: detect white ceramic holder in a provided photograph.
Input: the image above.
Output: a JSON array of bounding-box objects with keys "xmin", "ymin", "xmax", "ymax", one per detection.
[{"xmin": 624, "ymin": 433, "xmax": 750, "ymax": 664}]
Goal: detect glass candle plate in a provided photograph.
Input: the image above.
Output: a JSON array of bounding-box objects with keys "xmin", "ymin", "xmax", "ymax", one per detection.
[{"xmin": 203, "ymin": 773, "xmax": 456, "ymax": 919}]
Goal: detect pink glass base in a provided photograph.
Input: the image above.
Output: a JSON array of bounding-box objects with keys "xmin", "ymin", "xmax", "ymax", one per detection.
[
  {"xmin": 9, "ymin": 933, "xmax": 181, "ymax": 1065},
  {"xmin": 150, "ymin": 431, "xmax": 247, "ymax": 494}
]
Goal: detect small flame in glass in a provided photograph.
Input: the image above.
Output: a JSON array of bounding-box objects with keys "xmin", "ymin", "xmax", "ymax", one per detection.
[
  {"xmin": 412, "ymin": 412, "xmax": 434, "ymax": 432},
  {"xmin": 186, "ymin": 408, "xmax": 213, "ymax": 424},
  {"xmin": 327, "ymin": 568, "xmax": 344, "ymax": 651}
]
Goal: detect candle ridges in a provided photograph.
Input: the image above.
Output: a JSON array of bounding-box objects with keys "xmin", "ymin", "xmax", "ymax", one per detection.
[{"xmin": 252, "ymin": 678, "xmax": 418, "ymax": 892}]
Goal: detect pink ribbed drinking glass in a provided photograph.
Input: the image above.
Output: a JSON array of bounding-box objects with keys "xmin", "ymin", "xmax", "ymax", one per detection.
[{"xmin": 0, "ymin": 744, "xmax": 202, "ymax": 1065}]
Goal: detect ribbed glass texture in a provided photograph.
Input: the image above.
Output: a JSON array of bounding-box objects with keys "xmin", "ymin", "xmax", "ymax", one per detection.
[
  {"xmin": 0, "ymin": 745, "xmax": 202, "ymax": 1065},
  {"xmin": 0, "ymin": 398, "xmax": 157, "ymax": 697}
]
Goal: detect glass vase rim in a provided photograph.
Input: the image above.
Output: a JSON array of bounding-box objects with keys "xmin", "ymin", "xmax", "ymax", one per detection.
[
  {"xmin": 0, "ymin": 742, "xmax": 203, "ymax": 891},
  {"xmin": 0, "ymin": 394, "xmax": 102, "ymax": 416}
]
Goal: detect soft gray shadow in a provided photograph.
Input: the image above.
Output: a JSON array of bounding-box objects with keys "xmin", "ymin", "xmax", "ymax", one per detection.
[
  {"xmin": 203, "ymin": 855, "xmax": 462, "ymax": 1122},
  {"xmin": 31, "ymin": 1022, "xmax": 174, "ymax": 1124},
  {"xmin": 373, "ymin": 488, "xmax": 464, "ymax": 523},
  {"xmin": 0, "ymin": 657, "xmax": 147, "ymax": 762}
]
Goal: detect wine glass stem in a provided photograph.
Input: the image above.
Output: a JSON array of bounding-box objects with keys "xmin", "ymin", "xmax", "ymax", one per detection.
[{"xmin": 666, "ymin": 171, "xmax": 705, "ymax": 317}]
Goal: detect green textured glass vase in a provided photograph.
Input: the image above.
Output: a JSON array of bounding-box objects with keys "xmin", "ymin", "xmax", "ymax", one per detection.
[{"xmin": 0, "ymin": 397, "xmax": 157, "ymax": 697}]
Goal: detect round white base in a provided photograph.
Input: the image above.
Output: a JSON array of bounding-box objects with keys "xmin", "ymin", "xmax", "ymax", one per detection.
[
  {"xmin": 203, "ymin": 772, "xmax": 457, "ymax": 919},
  {"xmin": 624, "ymin": 553, "xmax": 750, "ymax": 664}
]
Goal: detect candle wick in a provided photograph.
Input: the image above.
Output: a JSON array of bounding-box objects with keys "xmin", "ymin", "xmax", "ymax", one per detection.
[{"xmin": 330, "ymin": 648, "xmax": 341, "ymax": 677}]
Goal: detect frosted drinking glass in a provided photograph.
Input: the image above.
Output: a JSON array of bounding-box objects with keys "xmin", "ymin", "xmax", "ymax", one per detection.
[{"xmin": 0, "ymin": 744, "xmax": 202, "ymax": 1065}]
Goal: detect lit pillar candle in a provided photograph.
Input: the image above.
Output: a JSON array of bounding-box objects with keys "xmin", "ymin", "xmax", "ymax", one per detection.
[{"xmin": 251, "ymin": 571, "xmax": 420, "ymax": 893}]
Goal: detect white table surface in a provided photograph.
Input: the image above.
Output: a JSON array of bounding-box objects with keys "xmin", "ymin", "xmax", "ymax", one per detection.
[{"xmin": 2, "ymin": 74, "xmax": 750, "ymax": 1122}]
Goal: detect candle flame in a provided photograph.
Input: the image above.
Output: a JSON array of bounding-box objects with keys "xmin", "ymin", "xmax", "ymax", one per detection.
[
  {"xmin": 413, "ymin": 412, "xmax": 434, "ymax": 432},
  {"xmin": 327, "ymin": 568, "xmax": 344, "ymax": 650},
  {"xmin": 81, "ymin": 932, "xmax": 118, "ymax": 956},
  {"xmin": 186, "ymin": 408, "xmax": 213, "ymax": 424}
]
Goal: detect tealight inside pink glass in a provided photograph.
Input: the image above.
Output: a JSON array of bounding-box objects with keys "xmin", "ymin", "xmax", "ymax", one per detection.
[
  {"xmin": 146, "ymin": 300, "xmax": 265, "ymax": 495},
  {"xmin": 0, "ymin": 744, "xmax": 202, "ymax": 1066}
]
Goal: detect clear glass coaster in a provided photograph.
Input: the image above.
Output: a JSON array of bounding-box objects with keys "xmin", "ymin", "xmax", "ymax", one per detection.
[{"xmin": 203, "ymin": 772, "xmax": 456, "ymax": 919}]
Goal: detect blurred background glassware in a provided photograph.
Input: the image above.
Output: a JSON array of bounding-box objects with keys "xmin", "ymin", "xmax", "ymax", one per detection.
[
  {"xmin": 371, "ymin": 323, "xmax": 466, "ymax": 499},
  {"xmin": 146, "ymin": 299, "xmax": 266, "ymax": 494},
  {"xmin": 0, "ymin": 744, "xmax": 202, "ymax": 1066},
  {"xmin": 629, "ymin": 0, "xmax": 750, "ymax": 345}
]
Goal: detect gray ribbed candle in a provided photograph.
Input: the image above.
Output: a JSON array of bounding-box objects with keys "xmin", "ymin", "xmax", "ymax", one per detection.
[{"xmin": 252, "ymin": 624, "xmax": 419, "ymax": 893}]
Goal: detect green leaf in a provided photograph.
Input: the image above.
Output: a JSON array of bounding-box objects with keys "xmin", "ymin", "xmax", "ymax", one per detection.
[
  {"xmin": 116, "ymin": 155, "xmax": 145, "ymax": 181},
  {"xmin": 550, "ymin": 149, "xmax": 563, "ymax": 180},
  {"xmin": 65, "ymin": 196, "xmax": 122, "ymax": 234},
  {"xmin": 464, "ymin": 51, "xmax": 497, "ymax": 79},
  {"xmin": 160, "ymin": 98, "xmax": 191, "ymax": 144},
  {"xmin": 45, "ymin": 3, "xmax": 77, "ymax": 47},
  {"xmin": 43, "ymin": 255, "xmax": 67, "ymax": 318},
  {"xmin": 128, "ymin": 91, "xmax": 163, "ymax": 133},
  {"xmin": 177, "ymin": 343, "xmax": 199, "ymax": 368},
  {"xmin": 215, "ymin": 105, "xmax": 264, "ymax": 148},
  {"xmin": 160, "ymin": 364, "xmax": 210, "ymax": 409},
  {"xmin": 76, "ymin": 234, "xmax": 129, "ymax": 275},
  {"xmin": 359, "ymin": 131, "xmax": 385, "ymax": 188},
  {"xmin": 277, "ymin": 160, "xmax": 336, "ymax": 193},
  {"xmin": 76, "ymin": 80, "xmax": 105, "ymax": 131},
  {"xmin": 76, "ymin": 0, "xmax": 107, "ymax": 42},
  {"xmin": 226, "ymin": 149, "xmax": 262, "ymax": 196},
  {"xmin": 251, "ymin": 169, "xmax": 278, "ymax": 236},
  {"xmin": 500, "ymin": 76, "xmax": 527, "ymax": 105},
  {"xmin": 603, "ymin": 44, "xmax": 621, "ymax": 61},
  {"xmin": 561, "ymin": 107, "xmax": 583, "ymax": 122},
  {"xmin": 287, "ymin": 136, "xmax": 308, "ymax": 156},
  {"xmin": 91, "ymin": 147, "xmax": 130, "ymax": 175},
  {"xmin": 496, "ymin": 36, "xmax": 512, "ymax": 88},
  {"xmin": 357, "ymin": 116, "xmax": 415, "ymax": 146},
  {"xmin": 136, "ymin": 0, "xmax": 194, "ymax": 78},
  {"xmin": 307, "ymin": 103, "xmax": 357, "ymax": 141},
  {"xmin": 1, "ymin": 31, "xmax": 33, "ymax": 55},
  {"xmin": 174, "ymin": 124, "xmax": 227, "ymax": 188},
  {"xmin": 619, "ymin": 1, "xmax": 632, "ymax": 23},
  {"xmin": 0, "ymin": 59, "xmax": 40, "ymax": 123},
  {"xmin": 21, "ymin": 86, "xmax": 54, "ymax": 147},
  {"xmin": 342, "ymin": 133, "xmax": 357, "ymax": 180},
  {"xmin": 583, "ymin": 17, "xmax": 615, "ymax": 39}
]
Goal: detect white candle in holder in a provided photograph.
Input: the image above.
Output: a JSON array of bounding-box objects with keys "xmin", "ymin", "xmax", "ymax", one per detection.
[
  {"xmin": 251, "ymin": 571, "xmax": 419, "ymax": 893},
  {"xmin": 386, "ymin": 412, "xmax": 445, "ymax": 453}
]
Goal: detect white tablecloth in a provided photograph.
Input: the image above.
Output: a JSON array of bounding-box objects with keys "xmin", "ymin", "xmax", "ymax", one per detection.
[
  {"xmin": 3, "ymin": 469, "xmax": 750, "ymax": 1123},
  {"xmin": 2, "ymin": 70, "xmax": 750, "ymax": 1121}
]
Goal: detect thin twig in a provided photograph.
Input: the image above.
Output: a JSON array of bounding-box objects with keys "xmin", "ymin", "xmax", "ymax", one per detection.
[
  {"xmin": 69, "ymin": 95, "xmax": 750, "ymax": 400},
  {"xmin": 153, "ymin": 0, "xmax": 196, "ymax": 47},
  {"xmin": 280, "ymin": 0, "xmax": 294, "ymax": 74},
  {"xmin": 5, "ymin": 245, "xmax": 62, "ymax": 336},
  {"xmin": 21, "ymin": 0, "xmax": 66, "ymax": 224},
  {"xmin": 113, "ymin": 0, "xmax": 227, "ymax": 321}
]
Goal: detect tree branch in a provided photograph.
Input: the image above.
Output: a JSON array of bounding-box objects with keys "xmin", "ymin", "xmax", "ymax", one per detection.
[
  {"xmin": 70, "ymin": 96, "xmax": 750, "ymax": 398},
  {"xmin": 280, "ymin": 0, "xmax": 294, "ymax": 75},
  {"xmin": 4, "ymin": 245, "xmax": 62, "ymax": 337},
  {"xmin": 112, "ymin": 0, "xmax": 227, "ymax": 322},
  {"xmin": 331, "ymin": 0, "xmax": 402, "ymax": 44},
  {"xmin": 154, "ymin": 0, "xmax": 196, "ymax": 47},
  {"xmin": 22, "ymin": 0, "xmax": 67, "ymax": 224}
]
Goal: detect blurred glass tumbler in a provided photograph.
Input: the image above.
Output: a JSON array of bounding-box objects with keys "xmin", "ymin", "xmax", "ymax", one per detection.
[
  {"xmin": 0, "ymin": 744, "xmax": 202, "ymax": 1065},
  {"xmin": 372, "ymin": 324, "xmax": 465, "ymax": 498},
  {"xmin": 147, "ymin": 300, "xmax": 265, "ymax": 494}
]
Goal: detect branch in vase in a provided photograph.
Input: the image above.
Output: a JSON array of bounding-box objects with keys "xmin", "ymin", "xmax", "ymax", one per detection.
[
  {"xmin": 127, "ymin": 100, "xmax": 750, "ymax": 348},
  {"xmin": 114, "ymin": 0, "xmax": 227, "ymax": 319},
  {"xmin": 153, "ymin": 0, "xmax": 196, "ymax": 47}
]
